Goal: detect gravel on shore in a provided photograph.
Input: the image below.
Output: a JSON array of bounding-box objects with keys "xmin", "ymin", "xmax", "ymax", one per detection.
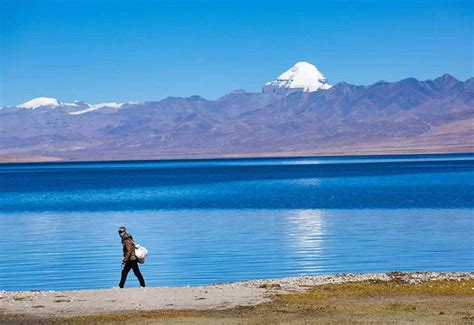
[{"xmin": 1, "ymin": 272, "xmax": 473, "ymax": 319}]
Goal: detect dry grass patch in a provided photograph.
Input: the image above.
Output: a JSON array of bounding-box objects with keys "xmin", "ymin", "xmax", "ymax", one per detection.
[
  {"xmin": 65, "ymin": 279, "xmax": 474, "ymax": 324},
  {"xmin": 3, "ymin": 279, "xmax": 474, "ymax": 324}
]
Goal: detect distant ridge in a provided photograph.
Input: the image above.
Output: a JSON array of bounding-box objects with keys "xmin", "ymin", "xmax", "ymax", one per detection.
[{"xmin": 1, "ymin": 64, "xmax": 473, "ymax": 162}]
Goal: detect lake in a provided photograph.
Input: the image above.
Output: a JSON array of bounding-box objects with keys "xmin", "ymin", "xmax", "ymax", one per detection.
[{"xmin": 0, "ymin": 154, "xmax": 473, "ymax": 291}]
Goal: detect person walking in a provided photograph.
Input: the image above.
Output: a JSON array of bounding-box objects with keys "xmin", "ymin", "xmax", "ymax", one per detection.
[{"xmin": 118, "ymin": 226, "xmax": 146, "ymax": 288}]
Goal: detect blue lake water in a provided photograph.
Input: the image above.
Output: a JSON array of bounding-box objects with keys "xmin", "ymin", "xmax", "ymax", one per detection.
[{"xmin": 0, "ymin": 154, "xmax": 473, "ymax": 291}]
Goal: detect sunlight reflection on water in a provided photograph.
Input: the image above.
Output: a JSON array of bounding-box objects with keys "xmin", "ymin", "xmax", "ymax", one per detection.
[{"xmin": 0, "ymin": 208, "xmax": 472, "ymax": 291}]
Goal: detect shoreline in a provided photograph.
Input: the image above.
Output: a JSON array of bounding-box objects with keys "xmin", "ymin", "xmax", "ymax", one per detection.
[
  {"xmin": 0, "ymin": 147, "xmax": 473, "ymax": 164},
  {"xmin": 2, "ymin": 271, "xmax": 473, "ymax": 321}
]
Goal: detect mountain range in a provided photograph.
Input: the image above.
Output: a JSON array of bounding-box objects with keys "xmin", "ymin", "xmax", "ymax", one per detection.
[{"xmin": 1, "ymin": 62, "xmax": 473, "ymax": 162}]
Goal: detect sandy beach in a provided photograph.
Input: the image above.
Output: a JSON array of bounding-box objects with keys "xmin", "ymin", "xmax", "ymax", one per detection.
[{"xmin": 1, "ymin": 272, "xmax": 473, "ymax": 323}]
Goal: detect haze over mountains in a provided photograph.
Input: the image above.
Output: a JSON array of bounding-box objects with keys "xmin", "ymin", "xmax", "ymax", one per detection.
[{"xmin": 1, "ymin": 62, "xmax": 473, "ymax": 162}]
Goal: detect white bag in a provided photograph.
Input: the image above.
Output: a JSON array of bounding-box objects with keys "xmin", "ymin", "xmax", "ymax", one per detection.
[{"xmin": 134, "ymin": 243, "xmax": 148, "ymax": 264}]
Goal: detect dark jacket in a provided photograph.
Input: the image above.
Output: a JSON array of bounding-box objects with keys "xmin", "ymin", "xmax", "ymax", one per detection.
[{"xmin": 121, "ymin": 233, "xmax": 137, "ymax": 263}]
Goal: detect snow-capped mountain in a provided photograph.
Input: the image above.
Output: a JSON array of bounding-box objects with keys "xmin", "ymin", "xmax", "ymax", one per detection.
[
  {"xmin": 69, "ymin": 102, "xmax": 134, "ymax": 115},
  {"xmin": 14, "ymin": 97, "xmax": 135, "ymax": 114},
  {"xmin": 263, "ymin": 61, "xmax": 332, "ymax": 94},
  {"xmin": 1, "ymin": 73, "xmax": 472, "ymax": 162},
  {"xmin": 18, "ymin": 97, "xmax": 62, "ymax": 109},
  {"xmin": 13, "ymin": 61, "xmax": 330, "ymax": 111}
]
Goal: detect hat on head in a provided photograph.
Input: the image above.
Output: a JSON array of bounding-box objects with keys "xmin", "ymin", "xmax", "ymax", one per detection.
[{"xmin": 118, "ymin": 226, "xmax": 126, "ymax": 234}]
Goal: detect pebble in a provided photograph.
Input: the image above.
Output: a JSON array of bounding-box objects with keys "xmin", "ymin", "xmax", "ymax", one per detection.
[{"xmin": 242, "ymin": 272, "xmax": 474, "ymax": 290}]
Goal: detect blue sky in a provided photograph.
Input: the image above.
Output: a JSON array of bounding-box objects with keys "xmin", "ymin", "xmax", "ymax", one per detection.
[{"xmin": 0, "ymin": 0, "xmax": 472, "ymax": 106}]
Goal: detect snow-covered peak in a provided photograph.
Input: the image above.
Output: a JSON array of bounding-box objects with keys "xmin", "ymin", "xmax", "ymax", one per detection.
[
  {"xmin": 263, "ymin": 61, "xmax": 332, "ymax": 94},
  {"xmin": 17, "ymin": 97, "xmax": 61, "ymax": 109},
  {"xmin": 91, "ymin": 102, "xmax": 124, "ymax": 109},
  {"xmin": 12, "ymin": 97, "xmax": 139, "ymax": 114},
  {"xmin": 69, "ymin": 102, "xmax": 133, "ymax": 115}
]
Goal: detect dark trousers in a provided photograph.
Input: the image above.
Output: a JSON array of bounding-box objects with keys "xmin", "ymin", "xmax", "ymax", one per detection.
[{"xmin": 119, "ymin": 260, "xmax": 145, "ymax": 288}]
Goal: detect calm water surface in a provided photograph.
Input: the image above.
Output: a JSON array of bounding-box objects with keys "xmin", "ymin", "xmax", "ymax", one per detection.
[{"xmin": 0, "ymin": 154, "xmax": 473, "ymax": 291}]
